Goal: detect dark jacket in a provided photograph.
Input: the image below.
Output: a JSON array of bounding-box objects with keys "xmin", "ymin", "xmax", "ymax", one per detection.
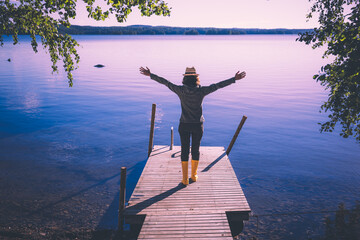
[{"xmin": 150, "ymin": 73, "xmax": 236, "ymax": 123}]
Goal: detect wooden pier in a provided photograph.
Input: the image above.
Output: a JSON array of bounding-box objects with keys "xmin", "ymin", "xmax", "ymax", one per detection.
[{"xmin": 122, "ymin": 145, "xmax": 251, "ymax": 239}]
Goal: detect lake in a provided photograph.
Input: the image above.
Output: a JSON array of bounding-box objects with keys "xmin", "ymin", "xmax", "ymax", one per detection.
[{"xmin": 0, "ymin": 35, "xmax": 359, "ymax": 239}]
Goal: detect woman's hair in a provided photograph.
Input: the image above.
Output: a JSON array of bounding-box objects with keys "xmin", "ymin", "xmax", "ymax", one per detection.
[{"xmin": 182, "ymin": 75, "xmax": 199, "ymax": 87}]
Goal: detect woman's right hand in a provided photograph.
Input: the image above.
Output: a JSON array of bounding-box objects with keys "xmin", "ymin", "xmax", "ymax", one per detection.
[
  {"xmin": 235, "ymin": 71, "xmax": 246, "ymax": 80},
  {"xmin": 140, "ymin": 66, "xmax": 151, "ymax": 76}
]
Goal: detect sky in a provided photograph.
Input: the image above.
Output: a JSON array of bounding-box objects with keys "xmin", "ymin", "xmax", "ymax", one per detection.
[{"xmin": 71, "ymin": 0, "xmax": 319, "ymax": 29}]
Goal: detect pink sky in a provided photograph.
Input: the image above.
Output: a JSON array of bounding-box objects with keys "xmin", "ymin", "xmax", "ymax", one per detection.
[{"xmin": 71, "ymin": 0, "xmax": 319, "ymax": 29}]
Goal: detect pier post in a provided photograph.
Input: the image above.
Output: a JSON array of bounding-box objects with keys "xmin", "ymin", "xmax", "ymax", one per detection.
[
  {"xmin": 226, "ymin": 115, "xmax": 247, "ymax": 155},
  {"xmin": 170, "ymin": 127, "xmax": 174, "ymax": 150},
  {"xmin": 118, "ymin": 167, "xmax": 127, "ymax": 230},
  {"xmin": 148, "ymin": 103, "xmax": 156, "ymax": 157}
]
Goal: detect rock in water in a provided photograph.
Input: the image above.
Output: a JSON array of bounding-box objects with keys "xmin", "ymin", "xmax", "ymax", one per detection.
[{"xmin": 94, "ymin": 64, "xmax": 105, "ymax": 68}]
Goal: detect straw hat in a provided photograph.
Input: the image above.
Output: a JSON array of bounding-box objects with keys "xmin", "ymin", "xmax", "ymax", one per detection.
[{"xmin": 183, "ymin": 67, "xmax": 199, "ymax": 76}]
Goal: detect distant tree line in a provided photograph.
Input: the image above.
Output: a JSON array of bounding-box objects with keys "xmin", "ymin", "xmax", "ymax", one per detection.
[{"xmin": 58, "ymin": 25, "xmax": 310, "ymax": 35}]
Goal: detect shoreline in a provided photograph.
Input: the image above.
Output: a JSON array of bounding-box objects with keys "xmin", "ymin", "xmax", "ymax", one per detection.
[{"xmin": 58, "ymin": 25, "xmax": 311, "ymax": 36}]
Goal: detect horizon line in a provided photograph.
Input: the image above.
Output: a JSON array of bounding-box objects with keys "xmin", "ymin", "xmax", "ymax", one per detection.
[{"xmin": 70, "ymin": 24, "xmax": 313, "ymax": 30}]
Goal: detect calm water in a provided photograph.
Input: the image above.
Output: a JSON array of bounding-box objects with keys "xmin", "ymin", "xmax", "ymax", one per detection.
[{"xmin": 1, "ymin": 35, "xmax": 359, "ymax": 239}]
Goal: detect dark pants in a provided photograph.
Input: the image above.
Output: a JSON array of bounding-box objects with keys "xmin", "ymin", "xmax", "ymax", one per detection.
[{"xmin": 178, "ymin": 122, "xmax": 204, "ymax": 162}]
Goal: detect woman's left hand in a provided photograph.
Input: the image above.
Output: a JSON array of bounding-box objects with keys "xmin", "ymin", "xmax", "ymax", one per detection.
[{"xmin": 140, "ymin": 66, "xmax": 151, "ymax": 76}]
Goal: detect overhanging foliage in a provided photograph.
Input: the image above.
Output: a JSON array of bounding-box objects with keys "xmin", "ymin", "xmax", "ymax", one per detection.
[
  {"xmin": 298, "ymin": 0, "xmax": 360, "ymax": 142},
  {"xmin": 0, "ymin": 0, "xmax": 171, "ymax": 86}
]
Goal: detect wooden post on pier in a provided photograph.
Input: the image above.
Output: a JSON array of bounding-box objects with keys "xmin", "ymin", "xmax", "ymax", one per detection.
[
  {"xmin": 226, "ymin": 115, "xmax": 247, "ymax": 155},
  {"xmin": 118, "ymin": 167, "xmax": 127, "ymax": 230},
  {"xmin": 170, "ymin": 127, "xmax": 174, "ymax": 150},
  {"xmin": 148, "ymin": 104, "xmax": 156, "ymax": 157}
]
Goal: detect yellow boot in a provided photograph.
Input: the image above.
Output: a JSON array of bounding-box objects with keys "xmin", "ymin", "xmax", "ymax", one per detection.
[
  {"xmin": 181, "ymin": 161, "xmax": 189, "ymax": 185},
  {"xmin": 191, "ymin": 160, "xmax": 199, "ymax": 182}
]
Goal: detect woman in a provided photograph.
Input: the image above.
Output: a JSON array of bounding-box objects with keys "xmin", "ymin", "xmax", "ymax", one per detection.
[{"xmin": 140, "ymin": 66, "xmax": 246, "ymax": 186}]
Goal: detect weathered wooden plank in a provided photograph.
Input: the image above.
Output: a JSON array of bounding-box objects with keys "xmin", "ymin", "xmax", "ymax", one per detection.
[
  {"xmin": 124, "ymin": 209, "xmax": 251, "ymax": 216},
  {"xmin": 141, "ymin": 228, "xmax": 232, "ymax": 233},
  {"xmin": 123, "ymin": 145, "xmax": 251, "ymax": 239},
  {"xmin": 138, "ymin": 233, "xmax": 233, "ymax": 238}
]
